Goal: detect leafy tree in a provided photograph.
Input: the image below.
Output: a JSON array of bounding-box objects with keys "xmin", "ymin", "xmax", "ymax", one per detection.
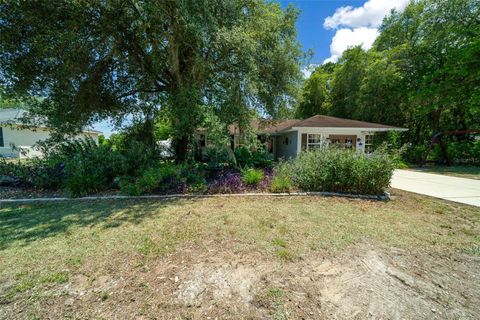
[
  {"xmin": 375, "ymin": 0, "xmax": 480, "ymax": 143},
  {"xmin": 329, "ymin": 46, "xmax": 368, "ymax": 119},
  {"xmin": 154, "ymin": 115, "xmax": 173, "ymax": 141},
  {"xmin": 295, "ymin": 64, "xmax": 335, "ymax": 118},
  {"xmin": 0, "ymin": 0, "xmax": 303, "ymax": 161},
  {"xmin": 356, "ymin": 51, "xmax": 406, "ymax": 126}
]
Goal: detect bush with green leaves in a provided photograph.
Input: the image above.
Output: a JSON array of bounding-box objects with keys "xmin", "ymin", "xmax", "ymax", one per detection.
[
  {"xmin": 269, "ymin": 161, "xmax": 293, "ymax": 193},
  {"xmin": 406, "ymin": 139, "xmax": 480, "ymax": 165},
  {"xmin": 290, "ymin": 147, "xmax": 394, "ymax": 195},
  {"xmin": 204, "ymin": 145, "xmax": 234, "ymax": 170},
  {"xmin": 56, "ymin": 138, "xmax": 125, "ymax": 197},
  {"xmin": 178, "ymin": 162, "xmax": 208, "ymax": 192},
  {"xmin": 0, "ymin": 155, "xmax": 65, "ymax": 189},
  {"xmin": 269, "ymin": 175, "xmax": 292, "ymax": 193},
  {"xmin": 1, "ymin": 138, "xmax": 123, "ymax": 195},
  {"xmin": 0, "ymin": 158, "xmax": 31, "ymax": 187},
  {"xmin": 119, "ymin": 161, "xmax": 207, "ymax": 195},
  {"xmin": 124, "ymin": 163, "xmax": 178, "ymax": 195},
  {"xmin": 119, "ymin": 176, "xmax": 142, "ymax": 196},
  {"xmin": 241, "ymin": 168, "xmax": 264, "ymax": 186},
  {"xmin": 402, "ymin": 144, "xmax": 427, "ymax": 164},
  {"xmin": 234, "ymin": 146, "xmax": 273, "ymax": 168},
  {"xmin": 431, "ymin": 140, "xmax": 480, "ymax": 165}
]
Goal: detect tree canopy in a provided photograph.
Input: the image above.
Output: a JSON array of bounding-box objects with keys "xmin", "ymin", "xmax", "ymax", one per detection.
[
  {"xmin": 297, "ymin": 0, "xmax": 479, "ymax": 145},
  {"xmin": 0, "ymin": 0, "xmax": 304, "ymax": 160},
  {"xmin": 295, "ymin": 63, "xmax": 334, "ymax": 119}
]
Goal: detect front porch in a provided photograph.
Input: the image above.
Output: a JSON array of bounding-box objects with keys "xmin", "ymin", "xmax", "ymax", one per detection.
[{"xmin": 269, "ymin": 129, "xmax": 376, "ymax": 160}]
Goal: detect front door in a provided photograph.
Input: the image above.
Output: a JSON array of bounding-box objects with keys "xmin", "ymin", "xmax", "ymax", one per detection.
[{"xmin": 329, "ymin": 135, "xmax": 357, "ymax": 149}]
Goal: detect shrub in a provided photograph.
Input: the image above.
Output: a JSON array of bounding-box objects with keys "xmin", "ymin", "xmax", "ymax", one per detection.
[
  {"xmin": 204, "ymin": 145, "xmax": 234, "ymax": 170},
  {"xmin": 0, "ymin": 138, "xmax": 123, "ymax": 195},
  {"xmin": 269, "ymin": 175, "xmax": 292, "ymax": 193},
  {"xmin": 290, "ymin": 147, "xmax": 394, "ymax": 195},
  {"xmin": 242, "ymin": 168, "xmax": 264, "ymax": 186},
  {"xmin": 135, "ymin": 167, "xmax": 163, "ymax": 194},
  {"xmin": 122, "ymin": 163, "xmax": 178, "ymax": 195},
  {"xmin": 0, "ymin": 157, "xmax": 64, "ymax": 189},
  {"xmin": 119, "ymin": 177, "xmax": 142, "ymax": 196},
  {"xmin": 234, "ymin": 146, "xmax": 273, "ymax": 168},
  {"xmin": 155, "ymin": 163, "xmax": 180, "ymax": 191},
  {"xmin": 185, "ymin": 176, "xmax": 208, "ymax": 193},
  {"xmin": 445, "ymin": 140, "xmax": 480, "ymax": 165},
  {"xmin": 176, "ymin": 162, "xmax": 207, "ymax": 193},
  {"xmin": 0, "ymin": 159, "xmax": 31, "ymax": 187},
  {"xmin": 60, "ymin": 139, "xmax": 124, "ymax": 197},
  {"xmin": 28, "ymin": 158, "xmax": 65, "ymax": 189},
  {"xmin": 119, "ymin": 161, "xmax": 207, "ymax": 195},
  {"xmin": 405, "ymin": 140, "xmax": 480, "ymax": 165},
  {"xmin": 403, "ymin": 144, "xmax": 428, "ymax": 164},
  {"xmin": 269, "ymin": 162, "xmax": 293, "ymax": 193},
  {"xmin": 258, "ymin": 168, "xmax": 273, "ymax": 190},
  {"xmin": 119, "ymin": 141, "xmax": 160, "ymax": 176}
]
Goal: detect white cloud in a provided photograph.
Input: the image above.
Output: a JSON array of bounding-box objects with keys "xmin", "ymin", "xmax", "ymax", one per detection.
[
  {"xmin": 323, "ymin": 27, "xmax": 379, "ymax": 63},
  {"xmin": 324, "ymin": 0, "xmax": 409, "ymax": 29},
  {"xmin": 323, "ymin": 0, "xmax": 409, "ymax": 63},
  {"xmin": 302, "ymin": 64, "xmax": 318, "ymax": 79}
]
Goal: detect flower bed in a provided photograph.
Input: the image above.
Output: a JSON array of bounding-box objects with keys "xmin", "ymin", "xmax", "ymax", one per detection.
[{"xmin": 0, "ymin": 142, "xmax": 396, "ymax": 199}]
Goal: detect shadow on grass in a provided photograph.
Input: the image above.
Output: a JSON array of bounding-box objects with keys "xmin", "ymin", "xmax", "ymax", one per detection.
[{"xmin": 0, "ymin": 198, "xmax": 188, "ymax": 249}]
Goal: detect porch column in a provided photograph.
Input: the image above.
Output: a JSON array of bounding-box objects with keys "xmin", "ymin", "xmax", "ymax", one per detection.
[{"xmin": 297, "ymin": 130, "xmax": 302, "ymax": 155}]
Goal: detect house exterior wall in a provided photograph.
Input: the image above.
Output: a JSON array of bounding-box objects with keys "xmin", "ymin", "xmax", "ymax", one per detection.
[
  {"xmin": 291, "ymin": 128, "xmax": 379, "ymax": 156},
  {"xmin": 195, "ymin": 125, "xmax": 401, "ymax": 160},
  {"xmin": 272, "ymin": 128, "xmax": 382, "ymax": 160},
  {"xmin": 0, "ymin": 125, "xmax": 99, "ymax": 158},
  {"xmin": 275, "ymin": 131, "xmax": 298, "ymax": 159}
]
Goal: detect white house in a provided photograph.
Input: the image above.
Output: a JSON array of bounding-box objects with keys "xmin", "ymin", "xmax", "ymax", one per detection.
[
  {"xmin": 227, "ymin": 115, "xmax": 407, "ymax": 159},
  {"xmin": 0, "ymin": 109, "xmax": 102, "ymax": 158}
]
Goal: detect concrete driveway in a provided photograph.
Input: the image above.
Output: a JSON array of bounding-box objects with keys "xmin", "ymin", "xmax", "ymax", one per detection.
[{"xmin": 391, "ymin": 169, "xmax": 480, "ymax": 207}]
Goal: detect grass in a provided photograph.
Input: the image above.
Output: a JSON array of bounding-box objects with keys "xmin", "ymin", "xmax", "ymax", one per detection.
[
  {"xmin": 410, "ymin": 165, "xmax": 480, "ymax": 180},
  {"xmin": 0, "ymin": 191, "xmax": 479, "ymax": 317}
]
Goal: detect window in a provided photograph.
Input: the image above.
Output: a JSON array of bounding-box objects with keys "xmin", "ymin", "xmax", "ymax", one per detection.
[
  {"xmin": 307, "ymin": 134, "xmax": 324, "ymax": 150},
  {"xmin": 230, "ymin": 135, "xmax": 235, "ymax": 150},
  {"xmin": 345, "ymin": 138, "xmax": 354, "ymax": 149},
  {"xmin": 364, "ymin": 134, "xmax": 374, "ymax": 153},
  {"xmin": 199, "ymin": 134, "xmax": 206, "ymax": 147},
  {"xmin": 0, "ymin": 127, "xmax": 3, "ymax": 147}
]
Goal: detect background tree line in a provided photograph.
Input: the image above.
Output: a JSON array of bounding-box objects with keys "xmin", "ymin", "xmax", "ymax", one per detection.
[{"xmin": 296, "ymin": 0, "xmax": 480, "ymax": 147}]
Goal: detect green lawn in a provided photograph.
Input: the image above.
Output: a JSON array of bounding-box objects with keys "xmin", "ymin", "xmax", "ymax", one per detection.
[
  {"xmin": 0, "ymin": 191, "xmax": 479, "ymax": 319},
  {"xmin": 410, "ymin": 165, "xmax": 480, "ymax": 180}
]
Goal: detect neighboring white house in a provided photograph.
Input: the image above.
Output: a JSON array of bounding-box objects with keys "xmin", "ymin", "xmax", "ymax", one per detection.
[
  {"xmin": 225, "ymin": 115, "xmax": 407, "ymax": 159},
  {"xmin": 0, "ymin": 109, "xmax": 102, "ymax": 158}
]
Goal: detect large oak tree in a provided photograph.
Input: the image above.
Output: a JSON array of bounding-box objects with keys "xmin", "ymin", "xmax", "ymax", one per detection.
[{"xmin": 0, "ymin": 0, "xmax": 303, "ymax": 160}]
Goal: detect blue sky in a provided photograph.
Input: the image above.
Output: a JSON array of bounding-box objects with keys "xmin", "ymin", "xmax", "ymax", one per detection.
[
  {"xmin": 95, "ymin": 0, "xmax": 409, "ymax": 136},
  {"xmin": 278, "ymin": 0, "xmax": 409, "ymax": 74},
  {"xmin": 279, "ymin": 0, "xmax": 363, "ymax": 64}
]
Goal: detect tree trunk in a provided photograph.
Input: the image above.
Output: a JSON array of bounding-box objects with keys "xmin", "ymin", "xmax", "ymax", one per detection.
[
  {"xmin": 143, "ymin": 117, "xmax": 156, "ymax": 150},
  {"xmin": 173, "ymin": 135, "xmax": 189, "ymax": 163},
  {"xmin": 432, "ymin": 108, "xmax": 442, "ymax": 133}
]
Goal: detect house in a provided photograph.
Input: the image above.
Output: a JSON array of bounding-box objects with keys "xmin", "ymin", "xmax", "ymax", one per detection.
[
  {"xmin": 0, "ymin": 108, "xmax": 102, "ymax": 158},
  {"xmin": 226, "ymin": 115, "xmax": 407, "ymax": 159}
]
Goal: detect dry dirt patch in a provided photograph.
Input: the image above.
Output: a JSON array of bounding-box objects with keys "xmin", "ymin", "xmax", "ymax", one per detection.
[
  {"xmin": 176, "ymin": 263, "xmax": 260, "ymax": 307},
  {"xmin": 21, "ymin": 242, "xmax": 478, "ymax": 320},
  {"xmin": 314, "ymin": 247, "xmax": 477, "ymax": 319}
]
